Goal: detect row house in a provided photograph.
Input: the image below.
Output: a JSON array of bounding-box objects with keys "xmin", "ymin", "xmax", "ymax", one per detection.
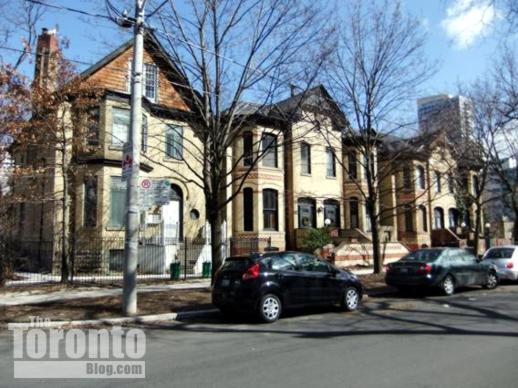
[{"xmin": 9, "ymin": 29, "xmax": 482, "ymax": 274}]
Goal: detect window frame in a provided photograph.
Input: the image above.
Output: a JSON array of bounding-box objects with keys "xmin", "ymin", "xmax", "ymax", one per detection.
[
  {"xmin": 300, "ymin": 142, "xmax": 311, "ymax": 175},
  {"xmin": 111, "ymin": 107, "xmax": 130, "ymax": 147},
  {"xmin": 83, "ymin": 176, "xmax": 98, "ymax": 228},
  {"xmin": 261, "ymin": 133, "xmax": 278, "ymax": 168},
  {"xmin": 263, "ymin": 189, "xmax": 278, "ymax": 231},
  {"xmin": 326, "ymin": 147, "xmax": 336, "ymax": 177},
  {"xmin": 243, "ymin": 131, "xmax": 253, "ymax": 166},
  {"xmin": 243, "ymin": 187, "xmax": 254, "ymax": 232},
  {"xmin": 165, "ymin": 125, "xmax": 184, "ymax": 160}
]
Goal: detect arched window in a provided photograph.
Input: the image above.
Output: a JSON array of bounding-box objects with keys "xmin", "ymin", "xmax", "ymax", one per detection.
[
  {"xmin": 404, "ymin": 205, "xmax": 413, "ymax": 232},
  {"xmin": 298, "ymin": 198, "xmax": 316, "ymax": 228},
  {"xmin": 416, "ymin": 166, "xmax": 425, "ymax": 190},
  {"xmin": 324, "ymin": 199, "xmax": 340, "ymax": 228},
  {"xmin": 243, "ymin": 188, "xmax": 253, "ymax": 231},
  {"xmin": 263, "ymin": 189, "xmax": 278, "ymax": 230},
  {"xmin": 349, "ymin": 197, "xmax": 359, "ymax": 229},
  {"xmin": 419, "ymin": 205, "xmax": 428, "ymax": 232},
  {"xmin": 433, "ymin": 207, "xmax": 444, "ymax": 230},
  {"xmin": 448, "ymin": 208, "xmax": 458, "ymax": 229}
]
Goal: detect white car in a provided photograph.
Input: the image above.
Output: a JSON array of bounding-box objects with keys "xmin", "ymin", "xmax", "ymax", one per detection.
[{"xmin": 482, "ymin": 246, "xmax": 518, "ymax": 281}]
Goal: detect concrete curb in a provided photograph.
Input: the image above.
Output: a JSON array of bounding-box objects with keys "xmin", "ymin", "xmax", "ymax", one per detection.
[{"xmin": 2, "ymin": 309, "xmax": 223, "ymax": 330}]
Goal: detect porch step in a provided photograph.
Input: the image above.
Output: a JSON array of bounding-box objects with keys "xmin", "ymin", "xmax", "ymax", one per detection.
[{"xmin": 334, "ymin": 241, "xmax": 409, "ymax": 267}]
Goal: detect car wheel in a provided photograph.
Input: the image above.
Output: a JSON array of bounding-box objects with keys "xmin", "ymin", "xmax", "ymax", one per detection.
[
  {"xmin": 258, "ymin": 294, "xmax": 282, "ymax": 323},
  {"xmin": 483, "ymin": 271, "xmax": 498, "ymax": 289},
  {"xmin": 341, "ymin": 287, "xmax": 361, "ymax": 311},
  {"xmin": 441, "ymin": 275, "xmax": 455, "ymax": 296}
]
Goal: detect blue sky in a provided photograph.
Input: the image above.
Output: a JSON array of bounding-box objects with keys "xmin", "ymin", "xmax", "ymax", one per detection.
[{"xmin": 6, "ymin": 0, "xmax": 516, "ymax": 100}]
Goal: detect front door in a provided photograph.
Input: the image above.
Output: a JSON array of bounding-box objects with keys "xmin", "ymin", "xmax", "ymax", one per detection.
[{"xmin": 162, "ymin": 199, "xmax": 180, "ymax": 245}]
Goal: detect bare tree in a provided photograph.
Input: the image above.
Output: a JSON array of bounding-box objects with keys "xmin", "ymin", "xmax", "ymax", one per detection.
[
  {"xmin": 137, "ymin": 0, "xmax": 333, "ymax": 278},
  {"xmin": 323, "ymin": 0, "xmax": 434, "ymax": 273},
  {"xmin": 0, "ymin": 0, "xmax": 47, "ymax": 69}
]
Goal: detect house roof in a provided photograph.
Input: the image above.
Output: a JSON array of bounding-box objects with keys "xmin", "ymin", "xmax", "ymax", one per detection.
[{"xmin": 80, "ymin": 30, "xmax": 196, "ymax": 110}]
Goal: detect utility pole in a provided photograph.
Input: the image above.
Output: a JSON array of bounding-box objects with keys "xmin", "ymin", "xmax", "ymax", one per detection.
[{"xmin": 123, "ymin": 0, "xmax": 146, "ymax": 316}]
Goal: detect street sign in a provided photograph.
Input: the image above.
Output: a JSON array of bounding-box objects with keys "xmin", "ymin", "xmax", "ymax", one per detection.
[
  {"xmin": 121, "ymin": 143, "xmax": 133, "ymax": 181},
  {"xmin": 141, "ymin": 178, "xmax": 152, "ymax": 190}
]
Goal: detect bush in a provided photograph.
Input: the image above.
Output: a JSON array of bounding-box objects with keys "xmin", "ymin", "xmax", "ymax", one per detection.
[{"xmin": 301, "ymin": 228, "xmax": 332, "ymax": 253}]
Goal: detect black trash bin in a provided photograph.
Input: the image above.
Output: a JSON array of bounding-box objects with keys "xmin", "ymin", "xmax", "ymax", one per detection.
[{"xmin": 170, "ymin": 262, "xmax": 181, "ymax": 280}]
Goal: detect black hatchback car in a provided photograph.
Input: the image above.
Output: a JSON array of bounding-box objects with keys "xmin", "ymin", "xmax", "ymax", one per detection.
[
  {"xmin": 385, "ymin": 248, "xmax": 498, "ymax": 295},
  {"xmin": 212, "ymin": 251, "xmax": 363, "ymax": 322}
]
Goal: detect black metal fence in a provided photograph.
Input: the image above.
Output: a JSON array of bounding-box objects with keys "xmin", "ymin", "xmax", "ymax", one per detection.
[{"xmin": 0, "ymin": 236, "xmax": 270, "ymax": 287}]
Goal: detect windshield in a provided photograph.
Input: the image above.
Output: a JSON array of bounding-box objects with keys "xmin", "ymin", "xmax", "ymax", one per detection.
[
  {"xmin": 401, "ymin": 249, "xmax": 443, "ymax": 263},
  {"xmin": 484, "ymin": 248, "xmax": 515, "ymax": 259}
]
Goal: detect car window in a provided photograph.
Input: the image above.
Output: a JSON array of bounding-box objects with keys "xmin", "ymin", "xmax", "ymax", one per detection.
[
  {"xmin": 484, "ymin": 248, "xmax": 515, "ymax": 259},
  {"xmin": 402, "ymin": 249, "xmax": 442, "ymax": 262},
  {"xmin": 312, "ymin": 260, "xmax": 332, "ymax": 273},
  {"xmin": 461, "ymin": 252, "xmax": 477, "ymax": 263},
  {"xmin": 269, "ymin": 255, "xmax": 297, "ymax": 271}
]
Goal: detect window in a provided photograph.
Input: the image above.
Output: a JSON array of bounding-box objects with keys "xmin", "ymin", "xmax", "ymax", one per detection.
[
  {"xmin": 419, "ymin": 205, "xmax": 428, "ymax": 232},
  {"xmin": 86, "ymin": 107, "xmax": 100, "ymax": 146},
  {"xmin": 349, "ymin": 198, "xmax": 359, "ymax": 229},
  {"xmin": 243, "ymin": 188, "xmax": 254, "ymax": 231},
  {"xmin": 448, "ymin": 174, "xmax": 455, "ymax": 193},
  {"xmin": 326, "ymin": 147, "xmax": 336, "ymax": 177},
  {"xmin": 144, "ymin": 64, "xmax": 158, "ymax": 102},
  {"xmin": 348, "ymin": 152, "xmax": 357, "ymax": 179},
  {"xmin": 109, "ymin": 177, "xmax": 126, "ymax": 228},
  {"xmin": 403, "ymin": 166, "xmax": 411, "ymax": 190},
  {"xmin": 84, "ymin": 177, "xmax": 98, "ymax": 227},
  {"xmin": 141, "ymin": 114, "xmax": 148, "ymax": 153},
  {"xmin": 128, "ymin": 62, "xmax": 159, "ymax": 102},
  {"xmin": 404, "ymin": 205, "xmax": 413, "ymax": 232},
  {"xmin": 434, "ymin": 171, "xmax": 441, "ymax": 193},
  {"xmin": 243, "ymin": 131, "xmax": 253, "ymax": 166},
  {"xmin": 165, "ymin": 125, "xmax": 183, "ymax": 159},
  {"xmin": 472, "ymin": 175, "xmax": 479, "ymax": 196},
  {"xmin": 416, "ymin": 166, "xmax": 425, "ymax": 190},
  {"xmin": 111, "ymin": 108, "xmax": 130, "ymax": 146},
  {"xmin": 298, "ymin": 198, "xmax": 316, "ymax": 228},
  {"xmin": 300, "ymin": 142, "xmax": 311, "ymax": 174},
  {"xmin": 448, "ymin": 208, "xmax": 458, "ymax": 228},
  {"xmin": 433, "ymin": 207, "xmax": 444, "ymax": 230},
  {"xmin": 263, "ymin": 189, "xmax": 278, "ymax": 230},
  {"xmin": 324, "ymin": 199, "xmax": 340, "ymax": 228},
  {"xmin": 261, "ymin": 133, "xmax": 277, "ymax": 167},
  {"xmin": 269, "ymin": 256, "xmax": 296, "ymax": 271},
  {"xmin": 297, "ymin": 254, "xmax": 329, "ymax": 273}
]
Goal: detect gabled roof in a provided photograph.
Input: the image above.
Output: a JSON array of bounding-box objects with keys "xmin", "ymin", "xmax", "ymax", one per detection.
[
  {"xmin": 272, "ymin": 85, "xmax": 349, "ymax": 130},
  {"xmin": 81, "ymin": 30, "xmax": 195, "ymax": 110}
]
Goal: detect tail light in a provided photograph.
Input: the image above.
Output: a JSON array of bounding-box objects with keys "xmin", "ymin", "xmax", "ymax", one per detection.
[
  {"xmin": 417, "ymin": 263, "xmax": 432, "ymax": 274},
  {"xmin": 506, "ymin": 261, "xmax": 514, "ymax": 269},
  {"xmin": 242, "ymin": 263, "xmax": 260, "ymax": 280}
]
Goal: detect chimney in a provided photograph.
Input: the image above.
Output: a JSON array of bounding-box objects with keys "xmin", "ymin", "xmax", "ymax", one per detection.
[{"xmin": 33, "ymin": 28, "xmax": 60, "ymax": 91}]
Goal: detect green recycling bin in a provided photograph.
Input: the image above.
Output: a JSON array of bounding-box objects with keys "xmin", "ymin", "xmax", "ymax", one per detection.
[
  {"xmin": 170, "ymin": 262, "xmax": 181, "ymax": 280},
  {"xmin": 202, "ymin": 262, "xmax": 211, "ymax": 278}
]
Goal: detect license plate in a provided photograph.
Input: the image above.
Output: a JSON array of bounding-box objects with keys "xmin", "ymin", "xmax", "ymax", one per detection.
[
  {"xmin": 221, "ymin": 279, "xmax": 230, "ymax": 287},
  {"xmin": 400, "ymin": 268, "xmax": 408, "ymax": 273}
]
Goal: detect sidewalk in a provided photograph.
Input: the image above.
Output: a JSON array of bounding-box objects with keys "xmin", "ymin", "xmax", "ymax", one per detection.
[
  {"xmin": 0, "ymin": 279, "xmax": 211, "ymax": 307},
  {"xmin": 0, "ymin": 267, "xmax": 381, "ymax": 307}
]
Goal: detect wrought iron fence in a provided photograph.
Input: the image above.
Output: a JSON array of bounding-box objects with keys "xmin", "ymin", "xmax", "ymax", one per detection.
[{"xmin": 0, "ymin": 236, "xmax": 270, "ymax": 287}]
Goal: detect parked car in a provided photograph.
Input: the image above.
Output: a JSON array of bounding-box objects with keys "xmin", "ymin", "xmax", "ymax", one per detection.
[
  {"xmin": 212, "ymin": 251, "xmax": 363, "ymax": 323},
  {"xmin": 385, "ymin": 248, "xmax": 498, "ymax": 296},
  {"xmin": 482, "ymin": 246, "xmax": 518, "ymax": 281}
]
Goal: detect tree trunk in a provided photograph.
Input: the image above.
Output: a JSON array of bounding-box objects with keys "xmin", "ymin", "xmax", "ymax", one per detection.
[
  {"xmin": 208, "ymin": 206, "xmax": 224, "ymax": 285},
  {"xmin": 513, "ymin": 207, "xmax": 518, "ymax": 244},
  {"xmin": 60, "ymin": 143, "xmax": 69, "ymax": 283},
  {"xmin": 371, "ymin": 216, "xmax": 382, "ymax": 274},
  {"xmin": 473, "ymin": 204, "xmax": 482, "ymax": 257}
]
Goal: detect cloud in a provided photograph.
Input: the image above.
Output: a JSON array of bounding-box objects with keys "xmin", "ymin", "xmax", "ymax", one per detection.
[{"xmin": 441, "ymin": 0, "xmax": 498, "ymax": 49}]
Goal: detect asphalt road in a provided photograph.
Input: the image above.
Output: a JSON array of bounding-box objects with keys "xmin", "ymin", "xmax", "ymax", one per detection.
[{"xmin": 1, "ymin": 284, "xmax": 518, "ymax": 388}]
